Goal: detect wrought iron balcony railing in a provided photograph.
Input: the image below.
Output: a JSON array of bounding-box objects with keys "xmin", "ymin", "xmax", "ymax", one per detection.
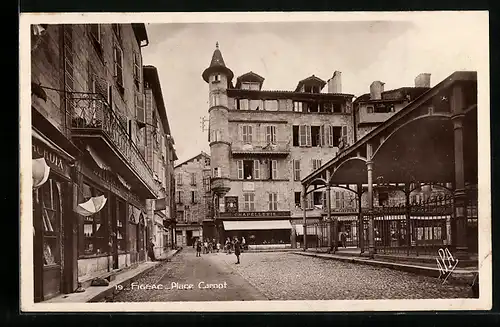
[
  {"xmin": 69, "ymin": 92, "xmax": 159, "ymax": 197},
  {"xmin": 231, "ymin": 140, "xmax": 291, "ymax": 155}
]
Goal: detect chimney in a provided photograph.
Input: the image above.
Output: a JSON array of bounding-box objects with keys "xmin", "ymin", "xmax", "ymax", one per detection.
[
  {"xmin": 415, "ymin": 73, "xmax": 431, "ymax": 88},
  {"xmin": 370, "ymin": 81, "xmax": 385, "ymax": 100},
  {"xmin": 327, "ymin": 71, "xmax": 342, "ymax": 93}
]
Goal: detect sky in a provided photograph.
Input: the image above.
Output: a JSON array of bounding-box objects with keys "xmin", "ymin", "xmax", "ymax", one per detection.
[{"xmin": 140, "ymin": 14, "xmax": 487, "ymax": 164}]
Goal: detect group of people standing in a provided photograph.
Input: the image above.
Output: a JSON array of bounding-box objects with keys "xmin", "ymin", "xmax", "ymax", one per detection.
[
  {"xmin": 194, "ymin": 236, "xmax": 246, "ymax": 264},
  {"xmin": 194, "ymin": 238, "xmax": 220, "ymax": 257}
]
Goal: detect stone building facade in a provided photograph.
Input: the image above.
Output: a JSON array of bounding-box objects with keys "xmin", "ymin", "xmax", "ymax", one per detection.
[
  {"xmin": 353, "ymin": 74, "xmax": 431, "ymax": 141},
  {"xmin": 174, "ymin": 152, "xmax": 211, "ymax": 246},
  {"xmin": 143, "ymin": 65, "xmax": 178, "ymax": 257},
  {"xmin": 202, "ymin": 43, "xmax": 356, "ymax": 247},
  {"xmin": 30, "ymin": 23, "xmax": 175, "ymax": 302}
]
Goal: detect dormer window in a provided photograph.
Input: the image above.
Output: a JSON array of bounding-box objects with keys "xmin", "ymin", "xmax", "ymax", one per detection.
[
  {"xmin": 304, "ymin": 85, "xmax": 320, "ymax": 93},
  {"xmin": 241, "ymin": 82, "xmax": 260, "ymax": 91}
]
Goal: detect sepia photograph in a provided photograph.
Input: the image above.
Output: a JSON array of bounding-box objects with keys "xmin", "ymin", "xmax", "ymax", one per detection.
[{"xmin": 19, "ymin": 11, "xmax": 491, "ymax": 312}]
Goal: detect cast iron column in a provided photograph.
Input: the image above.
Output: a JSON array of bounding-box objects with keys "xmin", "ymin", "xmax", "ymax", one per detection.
[
  {"xmin": 452, "ymin": 113, "xmax": 469, "ymax": 258},
  {"xmin": 326, "ymin": 170, "xmax": 333, "ymax": 252},
  {"xmin": 367, "ymin": 143, "xmax": 375, "ymax": 258},
  {"xmin": 357, "ymin": 183, "xmax": 364, "ymax": 254},
  {"xmin": 302, "ymin": 184, "xmax": 307, "ymax": 251},
  {"xmin": 404, "ymin": 183, "xmax": 411, "ymax": 256}
]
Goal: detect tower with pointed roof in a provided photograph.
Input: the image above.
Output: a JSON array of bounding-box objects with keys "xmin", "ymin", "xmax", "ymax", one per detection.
[{"xmin": 202, "ymin": 42, "xmax": 233, "ymax": 208}]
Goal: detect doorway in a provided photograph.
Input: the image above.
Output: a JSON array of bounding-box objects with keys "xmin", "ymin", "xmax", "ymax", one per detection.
[{"xmin": 33, "ymin": 178, "xmax": 64, "ymax": 302}]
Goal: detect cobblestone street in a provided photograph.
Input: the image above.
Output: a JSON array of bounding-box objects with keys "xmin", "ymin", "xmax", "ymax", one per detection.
[{"xmin": 108, "ymin": 248, "xmax": 473, "ymax": 302}]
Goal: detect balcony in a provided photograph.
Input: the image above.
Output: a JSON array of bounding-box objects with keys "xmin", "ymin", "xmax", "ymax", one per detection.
[
  {"xmin": 231, "ymin": 140, "xmax": 290, "ymax": 156},
  {"xmin": 69, "ymin": 92, "xmax": 159, "ymax": 198}
]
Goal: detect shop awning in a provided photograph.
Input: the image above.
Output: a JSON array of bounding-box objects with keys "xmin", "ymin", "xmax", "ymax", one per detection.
[
  {"xmin": 223, "ymin": 220, "xmax": 292, "ymax": 231},
  {"xmin": 76, "ymin": 195, "xmax": 107, "ymax": 217},
  {"xmin": 86, "ymin": 145, "xmax": 110, "ymax": 170},
  {"xmin": 32, "ymin": 158, "xmax": 50, "ymax": 189}
]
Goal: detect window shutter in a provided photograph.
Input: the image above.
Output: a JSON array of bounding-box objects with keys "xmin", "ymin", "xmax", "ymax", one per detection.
[
  {"xmin": 342, "ymin": 125, "xmax": 348, "ymax": 139},
  {"xmin": 299, "ymin": 125, "xmax": 306, "ymax": 146},
  {"xmin": 237, "ymin": 160, "xmax": 243, "ymax": 179},
  {"xmin": 135, "ymin": 92, "xmax": 145, "ymax": 123},
  {"xmin": 294, "ymin": 160, "xmax": 301, "ymax": 181},
  {"xmin": 271, "ymin": 160, "xmax": 277, "ymax": 179},
  {"xmin": 266, "ymin": 126, "xmax": 271, "ymax": 143},
  {"xmin": 306, "ymin": 125, "xmax": 312, "ymax": 146},
  {"xmin": 254, "ymin": 160, "xmax": 260, "ymax": 179},
  {"xmin": 248, "ymin": 125, "xmax": 253, "ymax": 143},
  {"xmin": 320, "ymin": 125, "xmax": 325, "ymax": 147},
  {"xmin": 324, "ymin": 125, "xmax": 330, "ymax": 147}
]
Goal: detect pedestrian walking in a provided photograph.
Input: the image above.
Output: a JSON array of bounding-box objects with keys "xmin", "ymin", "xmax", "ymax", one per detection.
[
  {"xmin": 204, "ymin": 239, "xmax": 208, "ymax": 254},
  {"xmin": 241, "ymin": 236, "xmax": 246, "ymax": 252},
  {"xmin": 147, "ymin": 238, "xmax": 156, "ymax": 261},
  {"xmin": 233, "ymin": 237, "xmax": 241, "ymax": 264},
  {"xmin": 208, "ymin": 240, "xmax": 214, "ymax": 253},
  {"xmin": 340, "ymin": 231, "xmax": 347, "ymax": 248},
  {"xmin": 225, "ymin": 237, "xmax": 231, "ymax": 254},
  {"xmin": 196, "ymin": 240, "xmax": 202, "ymax": 257}
]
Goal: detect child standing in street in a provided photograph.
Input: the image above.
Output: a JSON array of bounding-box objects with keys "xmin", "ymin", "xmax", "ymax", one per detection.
[{"xmin": 196, "ymin": 240, "xmax": 202, "ymax": 257}]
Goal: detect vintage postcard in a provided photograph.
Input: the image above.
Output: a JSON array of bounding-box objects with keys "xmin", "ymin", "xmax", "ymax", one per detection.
[{"xmin": 19, "ymin": 11, "xmax": 491, "ymax": 312}]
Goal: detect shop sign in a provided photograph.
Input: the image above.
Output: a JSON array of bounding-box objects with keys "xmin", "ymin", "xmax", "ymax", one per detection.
[
  {"xmin": 220, "ymin": 211, "xmax": 290, "ymax": 218},
  {"xmin": 32, "ymin": 139, "xmax": 71, "ymax": 178}
]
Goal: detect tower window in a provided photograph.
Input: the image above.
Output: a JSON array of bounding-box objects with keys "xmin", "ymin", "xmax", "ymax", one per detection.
[
  {"xmin": 211, "ymin": 74, "xmax": 220, "ymax": 83},
  {"xmin": 210, "ymin": 93, "xmax": 220, "ymax": 107}
]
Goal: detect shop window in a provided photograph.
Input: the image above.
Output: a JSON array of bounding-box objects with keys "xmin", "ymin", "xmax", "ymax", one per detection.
[
  {"xmin": 39, "ymin": 179, "xmax": 62, "ymax": 266},
  {"xmin": 116, "ymin": 200, "xmax": 126, "ymax": 252},
  {"xmin": 80, "ymin": 182, "xmax": 107, "ymax": 256}
]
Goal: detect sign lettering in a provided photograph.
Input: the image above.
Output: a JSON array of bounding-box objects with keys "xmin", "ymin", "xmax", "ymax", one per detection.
[
  {"xmin": 220, "ymin": 211, "xmax": 290, "ymax": 218},
  {"xmin": 32, "ymin": 140, "xmax": 70, "ymax": 177}
]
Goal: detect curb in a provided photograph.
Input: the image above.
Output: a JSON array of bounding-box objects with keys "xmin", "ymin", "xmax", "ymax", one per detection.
[
  {"xmin": 292, "ymin": 251, "xmax": 477, "ymax": 287},
  {"xmin": 89, "ymin": 248, "xmax": 181, "ymax": 303}
]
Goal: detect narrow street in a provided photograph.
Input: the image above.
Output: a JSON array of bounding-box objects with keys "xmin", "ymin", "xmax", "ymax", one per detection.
[
  {"xmin": 108, "ymin": 248, "xmax": 268, "ymax": 302},
  {"xmin": 108, "ymin": 248, "xmax": 473, "ymax": 302}
]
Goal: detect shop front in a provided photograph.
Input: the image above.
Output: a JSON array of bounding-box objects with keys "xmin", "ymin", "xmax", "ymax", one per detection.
[
  {"xmin": 220, "ymin": 211, "xmax": 293, "ymax": 249},
  {"xmin": 32, "ymin": 131, "xmax": 76, "ymax": 302},
  {"xmin": 76, "ymin": 150, "xmax": 147, "ymax": 282}
]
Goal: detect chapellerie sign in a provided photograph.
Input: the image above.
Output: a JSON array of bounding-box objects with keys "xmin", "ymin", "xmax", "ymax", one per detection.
[{"xmin": 220, "ymin": 211, "xmax": 290, "ymax": 218}]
